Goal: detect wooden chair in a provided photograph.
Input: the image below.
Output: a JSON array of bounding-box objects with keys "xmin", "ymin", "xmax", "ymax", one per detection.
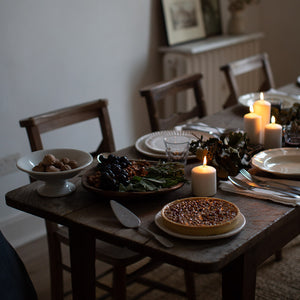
[
  {"xmin": 220, "ymin": 53, "xmax": 275, "ymax": 109},
  {"xmin": 19, "ymin": 99, "xmax": 196, "ymax": 300},
  {"xmin": 140, "ymin": 73, "xmax": 207, "ymax": 132}
]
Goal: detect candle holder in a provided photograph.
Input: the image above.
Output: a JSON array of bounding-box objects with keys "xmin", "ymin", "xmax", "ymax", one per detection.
[{"xmin": 284, "ymin": 123, "xmax": 300, "ymax": 147}]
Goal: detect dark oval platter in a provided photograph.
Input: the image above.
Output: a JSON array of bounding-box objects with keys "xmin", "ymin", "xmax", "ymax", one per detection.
[
  {"xmin": 81, "ymin": 165, "xmax": 184, "ymax": 200},
  {"xmin": 81, "ymin": 162, "xmax": 184, "ymax": 199}
]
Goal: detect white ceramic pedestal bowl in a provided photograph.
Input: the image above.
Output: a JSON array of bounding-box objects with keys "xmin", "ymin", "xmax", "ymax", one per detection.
[{"xmin": 17, "ymin": 148, "xmax": 93, "ymax": 197}]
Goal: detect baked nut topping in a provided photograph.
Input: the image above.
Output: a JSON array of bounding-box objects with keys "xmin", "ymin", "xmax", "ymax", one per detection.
[{"xmin": 161, "ymin": 197, "xmax": 240, "ymax": 236}]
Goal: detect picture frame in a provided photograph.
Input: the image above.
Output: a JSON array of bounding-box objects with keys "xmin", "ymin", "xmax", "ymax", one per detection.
[
  {"xmin": 161, "ymin": 0, "xmax": 206, "ymax": 46},
  {"xmin": 201, "ymin": 0, "xmax": 222, "ymax": 37}
]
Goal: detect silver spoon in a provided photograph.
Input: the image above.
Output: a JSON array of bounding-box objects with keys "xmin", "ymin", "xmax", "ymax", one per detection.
[
  {"xmin": 110, "ymin": 200, "xmax": 174, "ymax": 248},
  {"xmin": 228, "ymin": 176, "xmax": 300, "ymax": 199}
]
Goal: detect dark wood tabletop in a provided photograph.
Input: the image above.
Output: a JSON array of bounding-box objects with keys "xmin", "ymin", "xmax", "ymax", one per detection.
[{"xmin": 6, "ymin": 86, "xmax": 300, "ymax": 300}]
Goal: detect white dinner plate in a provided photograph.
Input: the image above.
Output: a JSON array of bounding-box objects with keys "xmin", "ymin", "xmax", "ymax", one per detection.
[
  {"xmin": 238, "ymin": 92, "xmax": 299, "ymax": 109},
  {"xmin": 144, "ymin": 130, "xmax": 211, "ymax": 154},
  {"xmin": 251, "ymin": 148, "xmax": 300, "ymax": 178},
  {"xmin": 154, "ymin": 211, "xmax": 246, "ymax": 240},
  {"xmin": 135, "ymin": 130, "xmax": 210, "ymax": 159}
]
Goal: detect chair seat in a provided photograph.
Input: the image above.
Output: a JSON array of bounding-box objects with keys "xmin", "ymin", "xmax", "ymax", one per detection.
[{"xmin": 57, "ymin": 226, "xmax": 143, "ymax": 266}]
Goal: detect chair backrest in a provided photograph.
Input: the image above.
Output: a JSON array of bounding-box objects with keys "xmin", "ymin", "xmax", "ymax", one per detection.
[
  {"xmin": 139, "ymin": 73, "xmax": 207, "ymax": 132},
  {"xmin": 220, "ymin": 53, "xmax": 275, "ymax": 108},
  {"xmin": 19, "ymin": 99, "xmax": 115, "ymax": 155}
]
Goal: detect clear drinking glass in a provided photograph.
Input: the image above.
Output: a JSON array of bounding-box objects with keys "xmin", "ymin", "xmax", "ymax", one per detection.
[
  {"xmin": 163, "ymin": 135, "xmax": 190, "ymax": 164},
  {"xmin": 284, "ymin": 124, "xmax": 300, "ymax": 147}
]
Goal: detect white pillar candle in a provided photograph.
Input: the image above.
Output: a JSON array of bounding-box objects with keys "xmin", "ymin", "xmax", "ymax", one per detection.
[
  {"xmin": 191, "ymin": 156, "xmax": 217, "ymax": 197},
  {"xmin": 253, "ymin": 92, "xmax": 271, "ymax": 143},
  {"xmin": 264, "ymin": 116, "xmax": 282, "ymax": 149},
  {"xmin": 243, "ymin": 105, "xmax": 262, "ymax": 144}
]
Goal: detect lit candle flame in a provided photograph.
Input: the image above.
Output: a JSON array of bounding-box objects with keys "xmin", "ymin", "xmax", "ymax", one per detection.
[
  {"xmin": 203, "ymin": 156, "xmax": 207, "ymax": 166},
  {"xmin": 250, "ymin": 105, "xmax": 254, "ymax": 113},
  {"xmin": 271, "ymin": 115, "xmax": 276, "ymax": 124},
  {"xmin": 260, "ymin": 92, "xmax": 264, "ymax": 100}
]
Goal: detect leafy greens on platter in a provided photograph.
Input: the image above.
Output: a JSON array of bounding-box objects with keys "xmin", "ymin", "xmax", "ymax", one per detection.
[
  {"xmin": 87, "ymin": 154, "xmax": 186, "ymax": 193},
  {"xmin": 119, "ymin": 161, "xmax": 186, "ymax": 192}
]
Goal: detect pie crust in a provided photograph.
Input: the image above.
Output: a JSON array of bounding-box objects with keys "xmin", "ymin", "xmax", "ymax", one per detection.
[{"xmin": 161, "ymin": 197, "xmax": 240, "ymax": 236}]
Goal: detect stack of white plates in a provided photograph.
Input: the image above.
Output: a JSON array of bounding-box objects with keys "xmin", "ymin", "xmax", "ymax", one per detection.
[{"xmin": 135, "ymin": 130, "xmax": 212, "ymax": 159}]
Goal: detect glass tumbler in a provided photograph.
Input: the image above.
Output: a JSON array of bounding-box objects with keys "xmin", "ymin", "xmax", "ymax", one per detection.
[{"xmin": 164, "ymin": 135, "xmax": 190, "ymax": 164}]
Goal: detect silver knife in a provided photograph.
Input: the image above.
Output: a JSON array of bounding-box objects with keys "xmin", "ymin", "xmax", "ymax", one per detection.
[{"xmin": 110, "ymin": 200, "xmax": 174, "ymax": 248}]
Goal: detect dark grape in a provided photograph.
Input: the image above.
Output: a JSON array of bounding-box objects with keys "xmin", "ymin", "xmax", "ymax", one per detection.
[{"xmin": 96, "ymin": 155, "xmax": 132, "ymax": 190}]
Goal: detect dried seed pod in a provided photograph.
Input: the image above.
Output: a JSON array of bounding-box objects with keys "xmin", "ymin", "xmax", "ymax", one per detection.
[
  {"xmin": 42, "ymin": 154, "xmax": 57, "ymax": 166},
  {"xmin": 32, "ymin": 162, "xmax": 45, "ymax": 172},
  {"xmin": 61, "ymin": 164, "xmax": 72, "ymax": 171},
  {"xmin": 60, "ymin": 157, "xmax": 70, "ymax": 164},
  {"xmin": 68, "ymin": 160, "xmax": 78, "ymax": 169},
  {"xmin": 46, "ymin": 165, "xmax": 61, "ymax": 172}
]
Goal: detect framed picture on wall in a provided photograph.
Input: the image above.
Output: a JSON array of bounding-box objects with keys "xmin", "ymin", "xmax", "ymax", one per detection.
[
  {"xmin": 201, "ymin": 0, "xmax": 222, "ymax": 37},
  {"xmin": 162, "ymin": 0, "xmax": 206, "ymax": 46}
]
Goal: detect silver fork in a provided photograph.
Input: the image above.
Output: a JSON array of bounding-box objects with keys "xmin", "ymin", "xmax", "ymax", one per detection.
[
  {"xmin": 228, "ymin": 176, "xmax": 300, "ymax": 199},
  {"xmin": 240, "ymin": 169, "xmax": 300, "ymax": 193}
]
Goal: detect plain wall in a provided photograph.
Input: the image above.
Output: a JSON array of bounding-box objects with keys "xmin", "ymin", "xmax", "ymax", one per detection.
[{"xmin": 1, "ymin": 0, "xmax": 299, "ymax": 247}]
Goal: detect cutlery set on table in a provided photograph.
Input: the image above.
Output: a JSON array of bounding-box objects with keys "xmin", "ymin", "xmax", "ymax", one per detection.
[{"xmin": 220, "ymin": 148, "xmax": 300, "ymax": 206}]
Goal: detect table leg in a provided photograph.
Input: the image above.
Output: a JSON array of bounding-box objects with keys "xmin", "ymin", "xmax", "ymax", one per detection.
[
  {"xmin": 69, "ymin": 227, "xmax": 96, "ymax": 300},
  {"xmin": 222, "ymin": 252, "xmax": 256, "ymax": 300}
]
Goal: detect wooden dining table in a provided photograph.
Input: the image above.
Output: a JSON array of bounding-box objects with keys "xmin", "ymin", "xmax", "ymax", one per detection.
[{"xmin": 6, "ymin": 84, "xmax": 300, "ymax": 300}]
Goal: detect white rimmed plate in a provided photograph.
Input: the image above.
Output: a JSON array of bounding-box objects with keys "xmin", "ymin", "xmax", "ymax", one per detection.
[
  {"xmin": 154, "ymin": 211, "xmax": 246, "ymax": 240},
  {"xmin": 144, "ymin": 130, "xmax": 212, "ymax": 154},
  {"xmin": 135, "ymin": 130, "xmax": 212, "ymax": 159},
  {"xmin": 251, "ymin": 148, "xmax": 300, "ymax": 178},
  {"xmin": 238, "ymin": 92, "xmax": 299, "ymax": 109}
]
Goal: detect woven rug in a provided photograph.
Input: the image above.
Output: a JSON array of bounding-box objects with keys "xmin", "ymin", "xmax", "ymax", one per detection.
[{"xmin": 96, "ymin": 235, "xmax": 300, "ymax": 300}]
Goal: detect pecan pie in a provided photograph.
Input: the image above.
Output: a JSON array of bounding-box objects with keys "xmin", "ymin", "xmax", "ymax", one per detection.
[{"xmin": 161, "ymin": 197, "xmax": 240, "ymax": 236}]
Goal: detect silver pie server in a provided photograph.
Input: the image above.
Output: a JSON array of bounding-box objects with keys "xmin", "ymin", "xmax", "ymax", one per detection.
[{"xmin": 110, "ymin": 200, "xmax": 174, "ymax": 248}]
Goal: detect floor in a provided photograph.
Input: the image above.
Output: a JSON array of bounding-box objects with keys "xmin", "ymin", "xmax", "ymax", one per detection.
[{"xmin": 16, "ymin": 234, "xmax": 300, "ymax": 300}]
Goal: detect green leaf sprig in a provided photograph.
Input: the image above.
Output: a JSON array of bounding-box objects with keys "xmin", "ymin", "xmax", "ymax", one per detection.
[{"xmin": 119, "ymin": 161, "xmax": 186, "ymax": 192}]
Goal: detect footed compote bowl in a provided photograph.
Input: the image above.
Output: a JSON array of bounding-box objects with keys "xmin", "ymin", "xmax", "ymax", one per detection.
[{"xmin": 17, "ymin": 148, "xmax": 93, "ymax": 197}]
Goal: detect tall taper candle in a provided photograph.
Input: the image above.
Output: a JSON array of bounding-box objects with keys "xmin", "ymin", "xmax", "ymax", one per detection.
[
  {"xmin": 264, "ymin": 116, "xmax": 282, "ymax": 149},
  {"xmin": 243, "ymin": 105, "xmax": 262, "ymax": 144},
  {"xmin": 253, "ymin": 92, "xmax": 271, "ymax": 144}
]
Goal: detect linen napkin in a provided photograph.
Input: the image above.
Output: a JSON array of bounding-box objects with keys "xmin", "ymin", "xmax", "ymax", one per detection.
[
  {"xmin": 267, "ymin": 88, "xmax": 300, "ymax": 100},
  {"xmin": 219, "ymin": 174, "xmax": 300, "ymax": 206},
  {"xmin": 175, "ymin": 122, "xmax": 225, "ymax": 136}
]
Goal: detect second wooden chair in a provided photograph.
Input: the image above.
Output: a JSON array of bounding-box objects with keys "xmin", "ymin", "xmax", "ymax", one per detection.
[
  {"xmin": 220, "ymin": 53, "xmax": 275, "ymax": 109},
  {"xmin": 140, "ymin": 73, "xmax": 207, "ymax": 132}
]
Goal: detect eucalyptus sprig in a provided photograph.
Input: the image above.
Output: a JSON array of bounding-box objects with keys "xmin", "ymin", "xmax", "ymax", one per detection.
[{"xmin": 189, "ymin": 132, "xmax": 253, "ymax": 179}]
